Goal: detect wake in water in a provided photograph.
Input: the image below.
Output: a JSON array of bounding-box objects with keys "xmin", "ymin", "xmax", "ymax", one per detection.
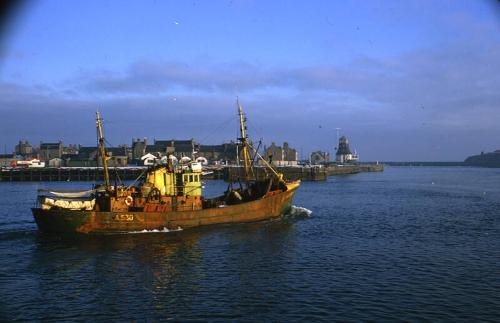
[
  {"xmin": 286, "ymin": 205, "xmax": 313, "ymax": 218},
  {"xmin": 127, "ymin": 226, "xmax": 183, "ymax": 234}
]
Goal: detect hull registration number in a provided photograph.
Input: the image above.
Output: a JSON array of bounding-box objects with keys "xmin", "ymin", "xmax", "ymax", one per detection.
[{"xmin": 114, "ymin": 214, "xmax": 134, "ymax": 221}]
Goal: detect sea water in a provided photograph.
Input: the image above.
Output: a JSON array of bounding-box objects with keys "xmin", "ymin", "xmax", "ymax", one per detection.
[{"xmin": 0, "ymin": 166, "xmax": 499, "ymax": 321}]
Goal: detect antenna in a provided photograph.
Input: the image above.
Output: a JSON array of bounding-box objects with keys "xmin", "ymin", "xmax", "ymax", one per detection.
[{"xmin": 335, "ymin": 128, "xmax": 341, "ymax": 151}]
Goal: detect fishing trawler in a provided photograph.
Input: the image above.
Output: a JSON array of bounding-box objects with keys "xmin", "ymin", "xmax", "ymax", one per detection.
[{"xmin": 32, "ymin": 102, "xmax": 300, "ymax": 234}]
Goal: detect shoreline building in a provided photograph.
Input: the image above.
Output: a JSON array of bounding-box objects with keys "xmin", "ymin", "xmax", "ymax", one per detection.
[
  {"xmin": 197, "ymin": 142, "xmax": 238, "ymax": 165},
  {"xmin": 39, "ymin": 141, "xmax": 63, "ymax": 162},
  {"xmin": 131, "ymin": 138, "xmax": 148, "ymax": 162},
  {"xmin": 262, "ymin": 142, "xmax": 298, "ymax": 166},
  {"xmin": 146, "ymin": 139, "xmax": 199, "ymax": 159},
  {"xmin": 310, "ymin": 151, "xmax": 330, "ymax": 165},
  {"xmin": 63, "ymin": 147, "xmax": 98, "ymax": 167},
  {"xmin": 64, "ymin": 146, "xmax": 130, "ymax": 167},
  {"xmin": 336, "ymin": 136, "xmax": 359, "ymax": 164},
  {"xmin": 133, "ymin": 138, "xmax": 239, "ymax": 165},
  {"xmin": 15, "ymin": 141, "xmax": 34, "ymax": 158},
  {"xmin": 0, "ymin": 154, "xmax": 16, "ymax": 167}
]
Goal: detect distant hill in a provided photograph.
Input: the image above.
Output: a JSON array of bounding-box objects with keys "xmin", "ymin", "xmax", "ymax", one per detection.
[{"xmin": 464, "ymin": 150, "xmax": 500, "ymax": 167}]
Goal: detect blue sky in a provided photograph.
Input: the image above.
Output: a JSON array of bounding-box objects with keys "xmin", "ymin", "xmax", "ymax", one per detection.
[{"xmin": 1, "ymin": 0, "xmax": 499, "ymax": 161}]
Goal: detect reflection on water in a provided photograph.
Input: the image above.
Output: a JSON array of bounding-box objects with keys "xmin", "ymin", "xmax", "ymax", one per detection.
[
  {"xmin": 5, "ymin": 216, "xmax": 299, "ymax": 321},
  {"xmin": 1, "ymin": 168, "xmax": 500, "ymax": 321}
]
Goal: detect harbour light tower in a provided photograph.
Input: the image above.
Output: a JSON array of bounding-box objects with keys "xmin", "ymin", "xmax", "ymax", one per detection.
[{"xmin": 336, "ymin": 135, "xmax": 359, "ymax": 164}]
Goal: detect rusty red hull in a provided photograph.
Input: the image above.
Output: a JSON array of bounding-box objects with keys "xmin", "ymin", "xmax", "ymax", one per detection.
[{"xmin": 32, "ymin": 183, "xmax": 299, "ymax": 234}]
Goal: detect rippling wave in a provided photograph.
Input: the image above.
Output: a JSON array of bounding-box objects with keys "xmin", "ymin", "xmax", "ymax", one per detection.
[
  {"xmin": 127, "ymin": 226, "xmax": 183, "ymax": 234},
  {"xmin": 1, "ymin": 167, "xmax": 499, "ymax": 321}
]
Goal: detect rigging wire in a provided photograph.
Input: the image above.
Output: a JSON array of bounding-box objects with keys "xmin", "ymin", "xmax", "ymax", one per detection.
[
  {"xmin": 197, "ymin": 115, "xmax": 239, "ymax": 145},
  {"xmin": 124, "ymin": 167, "xmax": 149, "ymax": 190}
]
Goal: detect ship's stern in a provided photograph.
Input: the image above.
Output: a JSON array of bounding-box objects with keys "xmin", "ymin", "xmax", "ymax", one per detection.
[{"xmin": 32, "ymin": 208, "xmax": 92, "ymax": 234}]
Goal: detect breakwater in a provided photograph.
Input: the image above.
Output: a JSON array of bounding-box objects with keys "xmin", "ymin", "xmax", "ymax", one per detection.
[
  {"xmin": 0, "ymin": 167, "xmax": 146, "ymax": 182},
  {"xmin": 224, "ymin": 166, "xmax": 328, "ymax": 182},
  {"xmin": 0, "ymin": 163, "xmax": 383, "ymax": 182},
  {"xmin": 0, "ymin": 166, "xmax": 325, "ymax": 182},
  {"xmin": 224, "ymin": 163, "xmax": 383, "ymax": 181},
  {"xmin": 326, "ymin": 163, "xmax": 384, "ymax": 176}
]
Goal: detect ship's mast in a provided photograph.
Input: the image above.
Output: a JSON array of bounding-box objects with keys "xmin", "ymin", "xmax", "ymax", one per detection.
[
  {"xmin": 96, "ymin": 111, "xmax": 111, "ymax": 189},
  {"xmin": 237, "ymin": 99, "xmax": 251, "ymax": 190}
]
